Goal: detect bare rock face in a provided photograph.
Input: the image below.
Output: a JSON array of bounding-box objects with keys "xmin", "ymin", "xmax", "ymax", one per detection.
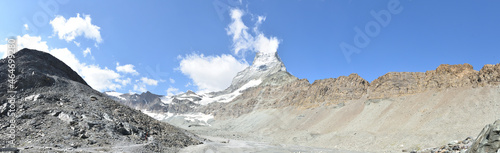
[
  {"xmin": 369, "ymin": 64, "xmax": 480, "ymax": 99},
  {"xmin": 467, "ymin": 120, "xmax": 500, "ymax": 153},
  {"xmin": 478, "ymin": 64, "xmax": 500, "ymax": 85}
]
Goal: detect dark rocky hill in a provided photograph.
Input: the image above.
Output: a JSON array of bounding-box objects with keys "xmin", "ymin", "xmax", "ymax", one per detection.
[{"xmin": 0, "ymin": 48, "xmax": 200, "ymax": 152}]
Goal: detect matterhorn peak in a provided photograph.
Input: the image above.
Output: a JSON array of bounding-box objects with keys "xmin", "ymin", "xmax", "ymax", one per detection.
[
  {"xmin": 220, "ymin": 51, "xmax": 287, "ymax": 94},
  {"xmin": 251, "ymin": 51, "xmax": 286, "ymax": 72}
]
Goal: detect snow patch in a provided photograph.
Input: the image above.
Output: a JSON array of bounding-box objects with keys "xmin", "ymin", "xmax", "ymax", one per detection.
[
  {"xmin": 142, "ymin": 110, "xmax": 174, "ymax": 121},
  {"xmin": 198, "ymin": 79, "xmax": 262, "ymax": 105},
  {"xmin": 25, "ymin": 94, "xmax": 41, "ymax": 101},
  {"xmin": 160, "ymin": 96, "xmax": 173, "ymax": 104},
  {"xmin": 182, "ymin": 113, "xmax": 214, "ymax": 126},
  {"xmin": 104, "ymin": 91, "xmax": 126, "ymax": 100}
]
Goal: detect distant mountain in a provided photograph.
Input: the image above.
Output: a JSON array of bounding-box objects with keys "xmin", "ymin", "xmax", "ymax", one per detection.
[
  {"xmin": 110, "ymin": 49, "xmax": 500, "ymax": 124},
  {"xmin": 0, "ymin": 49, "xmax": 200, "ymax": 152}
]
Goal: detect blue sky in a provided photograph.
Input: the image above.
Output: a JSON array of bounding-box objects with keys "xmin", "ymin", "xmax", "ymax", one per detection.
[{"xmin": 1, "ymin": 0, "xmax": 499, "ymax": 95}]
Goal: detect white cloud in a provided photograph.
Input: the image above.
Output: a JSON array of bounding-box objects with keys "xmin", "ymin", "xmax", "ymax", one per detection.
[
  {"xmin": 169, "ymin": 78, "xmax": 175, "ymax": 84},
  {"xmin": 1, "ymin": 34, "xmax": 51, "ymax": 58},
  {"xmin": 17, "ymin": 34, "xmax": 50, "ymax": 52},
  {"xmin": 131, "ymin": 77, "xmax": 160, "ymax": 93},
  {"xmin": 116, "ymin": 78, "xmax": 131, "ymax": 86},
  {"xmin": 133, "ymin": 84, "xmax": 147, "ymax": 93},
  {"xmin": 141, "ymin": 77, "xmax": 159, "ymax": 86},
  {"xmin": 116, "ymin": 63, "xmax": 139, "ymax": 75},
  {"xmin": 74, "ymin": 41, "xmax": 80, "ymax": 47},
  {"xmin": 50, "ymin": 13, "xmax": 102, "ymax": 43},
  {"xmin": 134, "ymin": 77, "xmax": 158, "ymax": 92},
  {"xmin": 1, "ymin": 34, "xmax": 123, "ymax": 91},
  {"xmin": 80, "ymin": 65, "xmax": 122, "ymax": 91},
  {"xmin": 179, "ymin": 53, "xmax": 249, "ymax": 92},
  {"xmin": 24, "ymin": 24, "xmax": 29, "ymax": 30},
  {"xmin": 166, "ymin": 87, "xmax": 181, "ymax": 96},
  {"xmin": 83, "ymin": 47, "xmax": 91, "ymax": 57},
  {"xmin": 226, "ymin": 9, "xmax": 280, "ymax": 55}
]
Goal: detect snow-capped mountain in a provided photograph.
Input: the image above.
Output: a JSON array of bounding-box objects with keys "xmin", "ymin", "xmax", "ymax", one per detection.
[
  {"xmin": 104, "ymin": 51, "xmax": 288, "ymax": 127},
  {"xmin": 221, "ymin": 51, "xmax": 286, "ymax": 95}
]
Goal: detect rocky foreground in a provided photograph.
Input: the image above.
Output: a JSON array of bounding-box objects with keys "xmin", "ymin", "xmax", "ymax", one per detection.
[{"xmin": 0, "ymin": 49, "xmax": 201, "ymax": 152}]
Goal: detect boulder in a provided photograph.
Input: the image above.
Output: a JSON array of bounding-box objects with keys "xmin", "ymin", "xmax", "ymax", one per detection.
[{"xmin": 467, "ymin": 120, "xmax": 500, "ymax": 153}]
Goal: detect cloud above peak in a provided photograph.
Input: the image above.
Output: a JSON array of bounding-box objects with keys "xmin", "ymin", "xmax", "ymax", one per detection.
[
  {"xmin": 226, "ymin": 9, "xmax": 280, "ymax": 55},
  {"xmin": 50, "ymin": 13, "xmax": 102, "ymax": 43},
  {"xmin": 179, "ymin": 53, "xmax": 249, "ymax": 93}
]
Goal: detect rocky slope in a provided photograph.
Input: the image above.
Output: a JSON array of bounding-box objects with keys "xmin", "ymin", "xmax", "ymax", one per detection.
[
  {"xmin": 207, "ymin": 63, "xmax": 500, "ymax": 119},
  {"xmin": 0, "ymin": 49, "xmax": 200, "ymax": 152}
]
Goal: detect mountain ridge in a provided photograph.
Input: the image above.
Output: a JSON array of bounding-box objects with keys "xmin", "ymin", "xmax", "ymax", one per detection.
[{"xmin": 111, "ymin": 50, "xmax": 500, "ymax": 120}]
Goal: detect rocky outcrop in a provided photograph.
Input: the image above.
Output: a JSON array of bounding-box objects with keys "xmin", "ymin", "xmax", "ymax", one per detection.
[
  {"xmin": 478, "ymin": 64, "xmax": 500, "ymax": 85},
  {"xmin": 369, "ymin": 64, "xmax": 490, "ymax": 99},
  {"xmin": 467, "ymin": 120, "xmax": 500, "ymax": 153}
]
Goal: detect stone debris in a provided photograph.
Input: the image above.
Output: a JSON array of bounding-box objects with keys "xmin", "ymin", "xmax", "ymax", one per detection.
[{"xmin": 404, "ymin": 137, "xmax": 473, "ymax": 153}]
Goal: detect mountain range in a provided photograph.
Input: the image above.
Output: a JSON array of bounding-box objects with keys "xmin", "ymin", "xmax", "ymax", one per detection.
[
  {"xmin": 106, "ymin": 49, "xmax": 500, "ymax": 152},
  {"xmin": 2, "ymin": 48, "xmax": 500, "ymax": 152}
]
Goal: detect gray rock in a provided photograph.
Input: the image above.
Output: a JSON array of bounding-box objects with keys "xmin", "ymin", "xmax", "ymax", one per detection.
[{"xmin": 467, "ymin": 120, "xmax": 500, "ymax": 153}]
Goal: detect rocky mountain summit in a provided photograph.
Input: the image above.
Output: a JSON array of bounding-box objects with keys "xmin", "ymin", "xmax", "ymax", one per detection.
[
  {"xmin": 0, "ymin": 49, "xmax": 200, "ymax": 152},
  {"xmin": 215, "ymin": 51, "xmax": 287, "ymax": 95}
]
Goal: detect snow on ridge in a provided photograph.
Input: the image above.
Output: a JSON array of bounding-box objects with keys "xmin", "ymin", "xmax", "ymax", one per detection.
[
  {"xmin": 104, "ymin": 91, "xmax": 126, "ymax": 100},
  {"xmin": 142, "ymin": 109, "xmax": 174, "ymax": 121},
  {"xmin": 198, "ymin": 79, "xmax": 262, "ymax": 105},
  {"xmin": 142, "ymin": 110, "xmax": 214, "ymax": 126},
  {"xmin": 160, "ymin": 96, "xmax": 173, "ymax": 104}
]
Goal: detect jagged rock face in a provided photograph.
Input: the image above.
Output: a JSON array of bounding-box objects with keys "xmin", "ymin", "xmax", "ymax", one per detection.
[
  {"xmin": 222, "ymin": 51, "xmax": 286, "ymax": 94},
  {"xmin": 209, "ymin": 73, "xmax": 369, "ymax": 118},
  {"xmin": 467, "ymin": 120, "xmax": 500, "ymax": 153},
  {"xmin": 479, "ymin": 64, "xmax": 500, "ymax": 85},
  {"xmin": 0, "ymin": 49, "xmax": 200, "ymax": 152},
  {"xmin": 369, "ymin": 64, "xmax": 484, "ymax": 99}
]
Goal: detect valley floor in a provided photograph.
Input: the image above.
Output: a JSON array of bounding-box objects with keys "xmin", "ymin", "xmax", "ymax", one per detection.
[
  {"xmin": 169, "ymin": 85, "xmax": 500, "ymax": 153},
  {"xmin": 180, "ymin": 128, "xmax": 365, "ymax": 153}
]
